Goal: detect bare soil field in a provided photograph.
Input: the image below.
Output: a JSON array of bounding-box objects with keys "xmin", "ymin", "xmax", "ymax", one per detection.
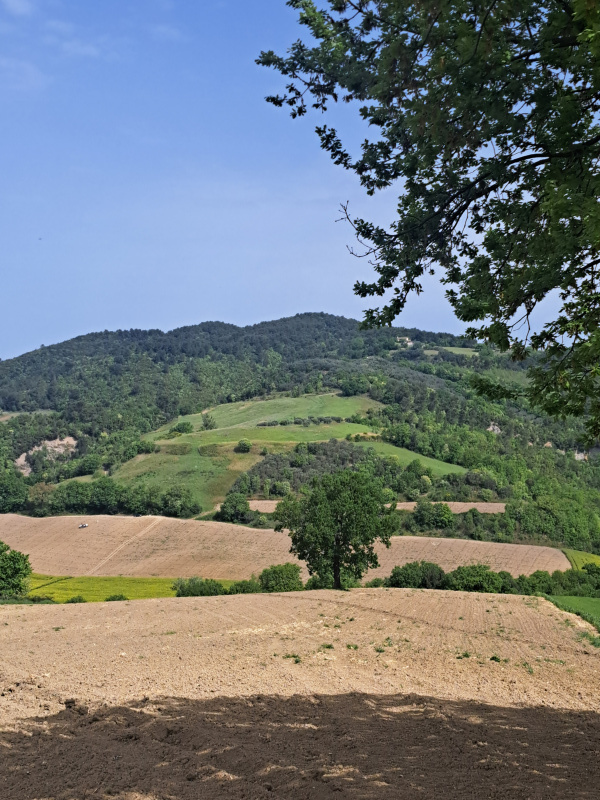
[
  {"xmin": 1, "ymin": 589, "xmax": 599, "ymax": 799},
  {"xmin": 249, "ymin": 500, "xmax": 506, "ymax": 513},
  {"xmin": 1, "ymin": 514, "xmax": 569, "ymax": 579},
  {"xmin": 367, "ymin": 535, "xmax": 570, "ymax": 579}
]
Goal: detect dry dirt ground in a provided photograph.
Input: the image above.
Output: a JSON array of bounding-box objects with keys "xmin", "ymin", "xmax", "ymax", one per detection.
[
  {"xmin": 249, "ymin": 500, "xmax": 506, "ymax": 514},
  {"xmin": 0, "ymin": 514, "xmax": 569, "ymax": 579},
  {"xmin": 1, "ymin": 589, "xmax": 599, "ymax": 799}
]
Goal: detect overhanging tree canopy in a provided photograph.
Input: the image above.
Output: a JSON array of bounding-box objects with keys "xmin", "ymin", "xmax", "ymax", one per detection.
[{"xmin": 258, "ymin": 0, "xmax": 600, "ymax": 438}]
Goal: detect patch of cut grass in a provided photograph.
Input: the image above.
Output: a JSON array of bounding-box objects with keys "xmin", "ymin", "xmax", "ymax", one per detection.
[
  {"xmin": 164, "ymin": 393, "xmax": 381, "ymax": 432},
  {"xmin": 441, "ymin": 346, "xmax": 478, "ymax": 357},
  {"xmin": 353, "ymin": 440, "xmax": 466, "ymax": 476}
]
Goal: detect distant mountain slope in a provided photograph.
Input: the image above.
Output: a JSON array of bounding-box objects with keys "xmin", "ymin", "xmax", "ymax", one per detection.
[{"xmin": 0, "ymin": 313, "xmax": 469, "ymax": 425}]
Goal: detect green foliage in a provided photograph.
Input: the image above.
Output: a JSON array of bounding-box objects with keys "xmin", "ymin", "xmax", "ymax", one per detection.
[
  {"xmin": 0, "ymin": 540, "xmax": 32, "ymax": 597},
  {"xmin": 386, "ymin": 561, "xmax": 446, "ymax": 590},
  {"xmin": 215, "ymin": 493, "xmax": 252, "ymax": 524},
  {"xmin": 258, "ymin": 563, "xmax": 303, "ymax": 593},
  {"xmin": 259, "ymin": 2, "xmax": 600, "ymax": 437},
  {"xmin": 170, "ymin": 421, "xmax": 194, "ymax": 434},
  {"xmin": 444, "ymin": 565, "xmax": 504, "ymax": 594},
  {"xmin": 201, "ymin": 413, "xmax": 217, "ymax": 430},
  {"xmin": 21, "ymin": 476, "xmax": 200, "ymax": 519},
  {"xmin": 304, "ymin": 571, "xmax": 362, "ymax": 590},
  {"xmin": 228, "ymin": 578, "xmax": 262, "ymax": 594},
  {"xmin": 235, "ymin": 438, "xmax": 252, "ymax": 453},
  {"xmin": 382, "ymin": 561, "xmax": 600, "ymax": 598},
  {"xmin": 413, "ymin": 500, "xmax": 456, "ymax": 531},
  {"xmin": 105, "ymin": 594, "xmax": 128, "ymax": 602},
  {"xmin": 65, "ymin": 595, "xmax": 87, "ymax": 604},
  {"xmin": 364, "ymin": 577, "xmax": 385, "ymax": 588},
  {"xmin": 0, "ymin": 470, "xmax": 28, "ymax": 513},
  {"xmin": 276, "ymin": 470, "xmax": 396, "ymax": 589},
  {"xmin": 172, "ymin": 577, "xmax": 229, "ymax": 597}
]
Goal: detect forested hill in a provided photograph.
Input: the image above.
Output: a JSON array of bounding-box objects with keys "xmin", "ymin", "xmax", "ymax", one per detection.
[
  {"xmin": 2, "ymin": 311, "xmax": 600, "ymax": 552},
  {"xmin": 0, "ymin": 313, "xmax": 469, "ymax": 426}
]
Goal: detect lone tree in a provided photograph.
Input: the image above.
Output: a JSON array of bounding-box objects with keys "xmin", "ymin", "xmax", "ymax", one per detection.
[
  {"xmin": 258, "ymin": 1, "xmax": 600, "ymax": 438},
  {"xmin": 275, "ymin": 470, "xmax": 396, "ymax": 589},
  {"xmin": 0, "ymin": 540, "xmax": 32, "ymax": 598}
]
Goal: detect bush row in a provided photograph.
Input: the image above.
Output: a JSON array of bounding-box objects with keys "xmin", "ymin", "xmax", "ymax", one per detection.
[
  {"xmin": 366, "ymin": 560, "xmax": 600, "ymax": 597},
  {"xmin": 173, "ymin": 563, "xmax": 303, "ymax": 596},
  {"xmin": 257, "ymin": 416, "xmax": 345, "ymax": 427},
  {"xmin": 172, "ymin": 560, "xmax": 600, "ymax": 601}
]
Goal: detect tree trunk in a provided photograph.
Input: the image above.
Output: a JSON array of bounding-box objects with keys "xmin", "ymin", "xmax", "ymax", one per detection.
[{"xmin": 333, "ymin": 546, "xmax": 341, "ymax": 591}]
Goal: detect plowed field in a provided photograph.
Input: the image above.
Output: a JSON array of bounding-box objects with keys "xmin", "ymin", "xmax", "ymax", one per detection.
[
  {"xmin": 1, "ymin": 590, "xmax": 599, "ymax": 799},
  {"xmin": 0, "ymin": 514, "xmax": 569, "ymax": 579}
]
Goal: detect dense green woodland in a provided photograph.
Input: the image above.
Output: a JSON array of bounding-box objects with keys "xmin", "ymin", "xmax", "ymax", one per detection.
[{"xmin": 1, "ymin": 313, "xmax": 599, "ymax": 551}]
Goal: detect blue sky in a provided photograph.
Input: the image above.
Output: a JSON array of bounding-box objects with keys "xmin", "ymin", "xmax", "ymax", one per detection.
[{"xmin": 0, "ymin": 0, "xmax": 466, "ymax": 360}]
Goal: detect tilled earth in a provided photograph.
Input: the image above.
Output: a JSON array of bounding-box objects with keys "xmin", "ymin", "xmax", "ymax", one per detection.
[{"xmin": 1, "ymin": 589, "xmax": 599, "ymax": 799}]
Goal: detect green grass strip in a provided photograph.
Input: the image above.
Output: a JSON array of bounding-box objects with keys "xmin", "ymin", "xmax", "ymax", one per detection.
[{"xmin": 546, "ymin": 595, "xmax": 600, "ymax": 642}]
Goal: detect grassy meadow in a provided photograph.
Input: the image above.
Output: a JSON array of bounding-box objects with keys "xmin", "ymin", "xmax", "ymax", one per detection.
[
  {"xmin": 353, "ymin": 440, "xmax": 466, "ymax": 476},
  {"xmin": 29, "ymin": 574, "xmax": 178, "ymax": 603},
  {"xmin": 112, "ymin": 393, "xmax": 464, "ymax": 511},
  {"xmin": 28, "ymin": 574, "xmax": 237, "ymax": 603},
  {"xmin": 563, "ymin": 550, "xmax": 600, "ymax": 570}
]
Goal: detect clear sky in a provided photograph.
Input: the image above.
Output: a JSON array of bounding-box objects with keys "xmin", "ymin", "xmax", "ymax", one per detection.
[{"xmin": 0, "ymin": 0, "xmax": 467, "ymax": 360}]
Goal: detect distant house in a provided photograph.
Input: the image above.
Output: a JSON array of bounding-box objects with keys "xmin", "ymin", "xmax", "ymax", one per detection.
[{"xmin": 396, "ymin": 336, "xmax": 414, "ymax": 347}]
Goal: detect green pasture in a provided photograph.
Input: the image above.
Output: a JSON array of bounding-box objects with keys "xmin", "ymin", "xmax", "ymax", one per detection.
[
  {"xmin": 185, "ymin": 421, "xmax": 371, "ymax": 446},
  {"xmin": 563, "ymin": 550, "xmax": 600, "ymax": 570},
  {"xmin": 112, "ymin": 394, "xmax": 467, "ymax": 510},
  {"xmin": 113, "ymin": 443, "xmax": 263, "ymax": 512},
  {"xmin": 159, "ymin": 393, "xmax": 381, "ymax": 433},
  {"xmin": 549, "ymin": 596, "xmax": 600, "ymax": 618},
  {"xmin": 28, "ymin": 574, "xmax": 178, "ymax": 603},
  {"xmin": 441, "ymin": 346, "xmax": 478, "ymax": 357},
  {"xmin": 353, "ymin": 440, "xmax": 466, "ymax": 476},
  {"xmin": 548, "ymin": 595, "xmax": 600, "ymax": 636}
]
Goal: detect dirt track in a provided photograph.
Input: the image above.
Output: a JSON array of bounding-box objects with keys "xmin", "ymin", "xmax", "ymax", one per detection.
[
  {"xmin": 1, "ymin": 589, "xmax": 599, "ymax": 799},
  {"xmin": 0, "ymin": 514, "xmax": 569, "ymax": 578}
]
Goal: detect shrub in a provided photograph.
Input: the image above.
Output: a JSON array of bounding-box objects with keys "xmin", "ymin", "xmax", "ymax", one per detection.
[
  {"xmin": 364, "ymin": 577, "xmax": 386, "ymax": 588},
  {"xmin": 105, "ymin": 594, "xmax": 128, "ymax": 602},
  {"xmin": 445, "ymin": 564, "xmax": 503, "ymax": 593},
  {"xmin": 0, "ymin": 540, "xmax": 32, "ymax": 598},
  {"xmin": 172, "ymin": 577, "xmax": 228, "ymax": 597},
  {"xmin": 386, "ymin": 561, "xmax": 445, "ymax": 589},
  {"xmin": 305, "ymin": 571, "xmax": 362, "ymax": 590},
  {"xmin": 228, "ymin": 578, "xmax": 262, "ymax": 594},
  {"xmin": 65, "ymin": 595, "xmax": 87, "ymax": 603},
  {"xmin": 259, "ymin": 563, "xmax": 303, "ymax": 593},
  {"xmin": 202, "ymin": 414, "xmax": 217, "ymax": 430},
  {"xmin": 160, "ymin": 486, "xmax": 201, "ymax": 518},
  {"xmin": 216, "ymin": 492, "xmax": 252, "ymax": 523},
  {"xmin": 235, "ymin": 439, "xmax": 252, "ymax": 453},
  {"xmin": 170, "ymin": 421, "xmax": 193, "ymax": 434}
]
